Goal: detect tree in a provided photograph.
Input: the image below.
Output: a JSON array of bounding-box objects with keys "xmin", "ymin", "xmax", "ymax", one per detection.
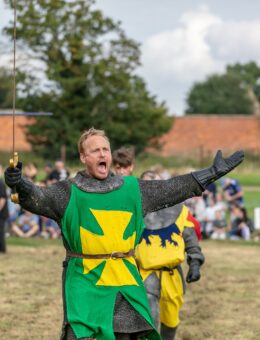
[
  {"xmin": 4, "ymin": 0, "xmax": 171, "ymax": 159},
  {"xmin": 185, "ymin": 62, "xmax": 260, "ymax": 115},
  {"xmin": 226, "ymin": 62, "xmax": 260, "ymax": 115},
  {"xmin": 0, "ymin": 67, "xmax": 13, "ymax": 108}
]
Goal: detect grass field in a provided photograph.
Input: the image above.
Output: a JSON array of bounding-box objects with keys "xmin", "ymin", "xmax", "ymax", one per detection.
[
  {"xmin": 0, "ymin": 153, "xmax": 259, "ymax": 339},
  {"xmin": 0, "ymin": 239, "xmax": 260, "ymax": 340}
]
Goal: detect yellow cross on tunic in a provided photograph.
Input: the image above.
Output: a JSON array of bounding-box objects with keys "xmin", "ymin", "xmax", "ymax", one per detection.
[{"xmin": 80, "ymin": 209, "xmax": 138, "ymax": 286}]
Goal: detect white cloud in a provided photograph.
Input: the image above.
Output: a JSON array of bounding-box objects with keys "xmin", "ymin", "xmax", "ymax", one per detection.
[
  {"xmin": 207, "ymin": 21, "xmax": 260, "ymax": 62},
  {"xmin": 139, "ymin": 5, "xmax": 260, "ymax": 114},
  {"xmin": 2, "ymin": 3, "xmax": 260, "ymax": 115},
  {"xmin": 141, "ymin": 6, "xmax": 224, "ymax": 83}
]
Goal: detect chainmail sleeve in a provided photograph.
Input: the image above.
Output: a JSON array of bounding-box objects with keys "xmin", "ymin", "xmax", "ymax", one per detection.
[
  {"xmin": 183, "ymin": 227, "xmax": 205, "ymax": 265},
  {"xmin": 138, "ymin": 173, "xmax": 204, "ymax": 216},
  {"xmin": 17, "ymin": 177, "xmax": 71, "ymax": 223}
]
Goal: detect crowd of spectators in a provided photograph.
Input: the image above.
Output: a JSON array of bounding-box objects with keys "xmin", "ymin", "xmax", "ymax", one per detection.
[
  {"xmin": 185, "ymin": 178, "xmax": 254, "ymax": 241},
  {"xmin": 145, "ymin": 165, "xmax": 255, "ymax": 241},
  {"xmin": 0, "ymin": 160, "xmax": 256, "ymax": 244},
  {"xmin": 2, "ymin": 160, "xmax": 70, "ymax": 242}
]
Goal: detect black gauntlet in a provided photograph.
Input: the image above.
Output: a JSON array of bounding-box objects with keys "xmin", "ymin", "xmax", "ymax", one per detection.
[
  {"xmin": 4, "ymin": 161, "xmax": 23, "ymax": 188},
  {"xmin": 191, "ymin": 150, "xmax": 244, "ymax": 190},
  {"xmin": 186, "ymin": 260, "xmax": 201, "ymax": 283}
]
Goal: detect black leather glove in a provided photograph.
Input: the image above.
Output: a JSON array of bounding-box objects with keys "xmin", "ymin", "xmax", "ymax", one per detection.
[
  {"xmin": 192, "ymin": 150, "xmax": 244, "ymax": 190},
  {"xmin": 186, "ymin": 260, "xmax": 201, "ymax": 283},
  {"xmin": 4, "ymin": 161, "xmax": 23, "ymax": 188}
]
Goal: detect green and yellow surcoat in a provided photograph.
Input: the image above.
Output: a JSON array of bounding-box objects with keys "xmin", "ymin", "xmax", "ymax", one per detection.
[{"xmin": 61, "ymin": 176, "xmax": 159, "ymax": 340}]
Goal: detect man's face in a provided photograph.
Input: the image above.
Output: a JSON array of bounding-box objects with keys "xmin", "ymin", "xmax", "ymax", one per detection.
[
  {"xmin": 80, "ymin": 135, "xmax": 112, "ymax": 179},
  {"xmin": 113, "ymin": 164, "xmax": 133, "ymax": 176}
]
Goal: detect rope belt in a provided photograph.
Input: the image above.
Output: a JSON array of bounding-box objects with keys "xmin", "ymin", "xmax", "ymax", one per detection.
[{"xmin": 67, "ymin": 249, "xmax": 135, "ymax": 260}]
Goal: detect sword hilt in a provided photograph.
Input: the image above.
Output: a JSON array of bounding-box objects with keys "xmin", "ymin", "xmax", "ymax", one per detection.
[{"xmin": 9, "ymin": 151, "xmax": 19, "ymax": 203}]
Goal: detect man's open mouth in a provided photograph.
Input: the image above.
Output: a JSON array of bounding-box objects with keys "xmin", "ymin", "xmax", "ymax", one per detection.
[{"xmin": 97, "ymin": 161, "xmax": 107, "ymax": 173}]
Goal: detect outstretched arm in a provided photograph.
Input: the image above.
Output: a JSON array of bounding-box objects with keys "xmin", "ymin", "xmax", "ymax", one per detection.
[
  {"xmin": 139, "ymin": 174, "xmax": 202, "ymax": 215},
  {"xmin": 139, "ymin": 150, "xmax": 244, "ymax": 215},
  {"xmin": 17, "ymin": 178, "xmax": 70, "ymax": 222},
  {"xmin": 5, "ymin": 163, "xmax": 70, "ymax": 222}
]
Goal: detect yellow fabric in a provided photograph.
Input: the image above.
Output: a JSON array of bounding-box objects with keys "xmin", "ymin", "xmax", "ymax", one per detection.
[
  {"xmin": 140, "ymin": 269, "xmax": 184, "ymax": 328},
  {"xmin": 176, "ymin": 205, "xmax": 195, "ymax": 229},
  {"xmin": 136, "ymin": 233, "xmax": 185, "ymax": 270},
  {"xmin": 137, "ymin": 205, "xmax": 195, "ymax": 328},
  {"xmin": 136, "ymin": 205, "xmax": 194, "ymax": 270},
  {"xmin": 80, "ymin": 209, "xmax": 138, "ymax": 286},
  {"xmin": 159, "ymin": 269, "xmax": 184, "ymax": 328}
]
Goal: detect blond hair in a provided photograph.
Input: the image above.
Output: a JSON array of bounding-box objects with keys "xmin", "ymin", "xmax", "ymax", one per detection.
[{"xmin": 78, "ymin": 127, "xmax": 110, "ymax": 153}]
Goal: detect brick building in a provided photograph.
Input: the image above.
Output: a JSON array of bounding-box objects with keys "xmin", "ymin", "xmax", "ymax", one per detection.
[
  {"xmin": 158, "ymin": 115, "xmax": 260, "ymax": 158},
  {"xmin": 0, "ymin": 115, "xmax": 34, "ymax": 151},
  {"xmin": 0, "ymin": 113, "xmax": 259, "ymax": 158}
]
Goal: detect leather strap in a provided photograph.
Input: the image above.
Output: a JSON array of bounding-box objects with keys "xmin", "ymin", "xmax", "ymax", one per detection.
[{"xmin": 67, "ymin": 249, "xmax": 135, "ymax": 260}]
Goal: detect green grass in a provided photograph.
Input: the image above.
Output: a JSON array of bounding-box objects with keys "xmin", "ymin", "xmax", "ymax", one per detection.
[
  {"xmin": 244, "ymin": 190, "xmax": 260, "ymax": 219},
  {"xmin": 230, "ymin": 173, "xmax": 260, "ymax": 186},
  {"xmin": 6, "ymin": 236, "xmax": 62, "ymax": 247},
  {"xmin": 6, "ymin": 236, "xmax": 260, "ymax": 249},
  {"xmin": 244, "ymin": 190, "xmax": 260, "ymax": 208},
  {"xmin": 204, "ymin": 239, "xmax": 260, "ymax": 248}
]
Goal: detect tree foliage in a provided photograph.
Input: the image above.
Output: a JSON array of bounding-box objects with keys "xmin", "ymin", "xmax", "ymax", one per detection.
[
  {"xmin": 185, "ymin": 62, "xmax": 260, "ymax": 115},
  {"xmin": 4, "ymin": 0, "xmax": 171, "ymax": 159},
  {"xmin": 0, "ymin": 67, "xmax": 13, "ymax": 108}
]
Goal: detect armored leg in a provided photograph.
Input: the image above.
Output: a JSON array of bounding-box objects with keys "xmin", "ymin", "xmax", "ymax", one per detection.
[
  {"xmin": 62, "ymin": 324, "xmax": 94, "ymax": 340},
  {"xmin": 143, "ymin": 272, "xmax": 161, "ymax": 330},
  {"xmin": 160, "ymin": 323, "xmax": 177, "ymax": 340}
]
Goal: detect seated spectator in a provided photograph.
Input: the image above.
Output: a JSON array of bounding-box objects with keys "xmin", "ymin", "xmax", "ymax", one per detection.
[
  {"xmin": 24, "ymin": 163, "xmax": 38, "ymax": 182},
  {"xmin": 41, "ymin": 217, "xmax": 61, "ymax": 239},
  {"xmin": 0, "ymin": 178, "xmax": 8, "ymax": 253},
  {"xmin": 185, "ymin": 196, "xmax": 206, "ymax": 224},
  {"xmin": 227, "ymin": 204, "xmax": 253, "ymax": 241},
  {"xmin": 215, "ymin": 192, "xmax": 227, "ymax": 219},
  {"xmin": 203, "ymin": 196, "xmax": 218, "ymax": 238},
  {"xmin": 44, "ymin": 163, "xmax": 53, "ymax": 185},
  {"xmin": 11, "ymin": 210, "xmax": 40, "ymax": 238},
  {"xmin": 47, "ymin": 160, "xmax": 70, "ymax": 183},
  {"xmin": 221, "ymin": 177, "xmax": 244, "ymax": 207},
  {"xmin": 203, "ymin": 182, "xmax": 217, "ymax": 206},
  {"xmin": 210, "ymin": 209, "xmax": 227, "ymax": 240},
  {"xmin": 7, "ymin": 198, "xmax": 21, "ymax": 234}
]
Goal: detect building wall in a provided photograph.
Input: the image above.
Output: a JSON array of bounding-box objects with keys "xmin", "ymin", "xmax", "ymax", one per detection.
[
  {"xmin": 1, "ymin": 114, "xmax": 260, "ymax": 158},
  {"xmin": 158, "ymin": 115, "xmax": 260, "ymax": 157},
  {"xmin": 0, "ymin": 116, "xmax": 34, "ymax": 151}
]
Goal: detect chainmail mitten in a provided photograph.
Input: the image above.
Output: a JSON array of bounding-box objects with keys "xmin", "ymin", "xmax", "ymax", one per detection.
[{"xmin": 192, "ymin": 150, "xmax": 244, "ymax": 190}]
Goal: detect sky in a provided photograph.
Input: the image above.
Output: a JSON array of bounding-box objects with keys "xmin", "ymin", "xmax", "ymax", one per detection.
[{"xmin": 1, "ymin": 0, "xmax": 260, "ymax": 115}]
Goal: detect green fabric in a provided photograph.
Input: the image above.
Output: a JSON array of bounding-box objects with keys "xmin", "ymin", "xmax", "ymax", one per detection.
[{"xmin": 61, "ymin": 176, "xmax": 160, "ymax": 340}]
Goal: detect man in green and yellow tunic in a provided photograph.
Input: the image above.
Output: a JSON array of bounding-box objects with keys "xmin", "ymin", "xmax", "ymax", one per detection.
[
  {"xmin": 62, "ymin": 175, "xmax": 155, "ymax": 339},
  {"xmin": 5, "ymin": 128, "xmax": 244, "ymax": 339}
]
